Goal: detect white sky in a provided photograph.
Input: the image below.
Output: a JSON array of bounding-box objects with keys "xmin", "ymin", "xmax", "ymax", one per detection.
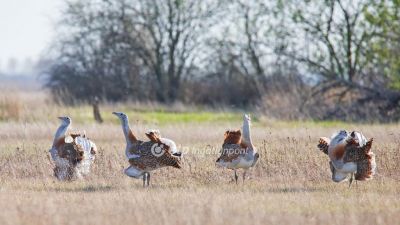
[{"xmin": 0, "ymin": 0, "xmax": 62, "ymax": 71}]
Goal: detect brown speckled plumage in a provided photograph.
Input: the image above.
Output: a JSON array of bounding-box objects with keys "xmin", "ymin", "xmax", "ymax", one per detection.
[
  {"xmin": 355, "ymin": 157, "xmax": 375, "ymax": 180},
  {"xmin": 317, "ymin": 138, "xmax": 329, "ymax": 155},
  {"xmin": 343, "ymin": 138, "xmax": 373, "ymax": 162},
  {"xmin": 53, "ymin": 132, "xmax": 97, "ymax": 180},
  {"xmin": 317, "ymin": 133, "xmax": 376, "ymax": 182},
  {"xmin": 344, "ymin": 138, "xmax": 375, "ymax": 181},
  {"xmin": 216, "ymin": 115, "xmax": 259, "ymax": 184},
  {"xmin": 217, "ymin": 130, "xmax": 248, "ymax": 163},
  {"xmin": 128, "ymin": 140, "xmax": 181, "ymax": 170},
  {"xmin": 217, "ymin": 144, "xmax": 246, "ymax": 163},
  {"xmin": 57, "ymin": 139, "xmax": 85, "ymax": 166},
  {"xmin": 113, "ymin": 112, "xmax": 182, "ymax": 186}
]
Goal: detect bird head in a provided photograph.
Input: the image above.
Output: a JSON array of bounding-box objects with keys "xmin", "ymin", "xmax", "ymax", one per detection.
[
  {"xmin": 349, "ymin": 131, "xmax": 367, "ymax": 146},
  {"xmin": 112, "ymin": 112, "xmax": 128, "ymax": 122},
  {"xmin": 58, "ymin": 116, "xmax": 71, "ymax": 126},
  {"xmin": 329, "ymin": 130, "xmax": 349, "ymax": 147},
  {"xmin": 243, "ymin": 114, "xmax": 251, "ymax": 125}
]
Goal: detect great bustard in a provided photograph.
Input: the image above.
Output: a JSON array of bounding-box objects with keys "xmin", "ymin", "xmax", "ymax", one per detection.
[
  {"xmin": 216, "ymin": 114, "xmax": 259, "ymax": 184},
  {"xmin": 112, "ymin": 112, "xmax": 182, "ymax": 187},
  {"xmin": 317, "ymin": 130, "xmax": 376, "ymax": 187},
  {"xmin": 49, "ymin": 116, "xmax": 97, "ymax": 180}
]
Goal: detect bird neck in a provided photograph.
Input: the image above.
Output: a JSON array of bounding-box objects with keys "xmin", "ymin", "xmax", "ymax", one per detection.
[
  {"xmin": 52, "ymin": 123, "xmax": 70, "ymax": 147},
  {"xmin": 120, "ymin": 118, "xmax": 136, "ymax": 144},
  {"xmin": 242, "ymin": 119, "xmax": 253, "ymax": 148}
]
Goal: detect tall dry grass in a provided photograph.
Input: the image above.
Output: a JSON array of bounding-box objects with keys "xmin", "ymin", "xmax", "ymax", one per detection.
[
  {"xmin": 0, "ymin": 90, "xmax": 399, "ymax": 225},
  {"xmin": 0, "ymin": 94, "xmax": 21, "ymax": 121}
]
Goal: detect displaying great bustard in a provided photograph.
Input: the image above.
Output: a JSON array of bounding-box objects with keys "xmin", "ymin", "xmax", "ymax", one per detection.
[
  {"xmin": 49, "ymin": 117, "xmax": 97, "ymax": 180},
  {"xmin": 317, "ymin": 130, "xmax": 376, "ymax": 187},
  {"xmin": 112, "ymin": 112, "xmax": 182, "ymax": 187},
  {"xmin": 216, "ymin": 114, "xmax": 259, "ymax": 184}
]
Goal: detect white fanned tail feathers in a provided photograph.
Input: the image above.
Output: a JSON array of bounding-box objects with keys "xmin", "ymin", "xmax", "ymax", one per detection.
[
  {"xmin": 318, "ymin": 130, "xmax": 376, "ymax": 184},
  {"xmin": 50, "ymin": 117, "xmax": 96, "ymax": 181},
  {"xmin": 216, "ymin": 114, "xmax": 259, "ymax": 170}
]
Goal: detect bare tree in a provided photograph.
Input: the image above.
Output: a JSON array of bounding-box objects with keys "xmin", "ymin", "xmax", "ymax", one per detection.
[
  {"xmin": 114, "ymin": 0, "xmax": 222, "ymax": 102},
  {"xmin": 44, "ymin": 0, "xmax": 400, "ymax": 121},
  {"xmin": 46, "ymin": 0, "xmax": 222, "ymax": 103},
  {"xmin": 285, "ymin": 0, "xmax": 379, "ymax": 100},
  {"xmin": 46, "ymin": 0, "xmax": 147, "ymax": 103},
  {"xmin": 279, "ymin": 0, "xmax": 400, "ymax": 120},
  {"xmin": 203, "ymin": 0, "xmax": 299, "ymax": 106},
  {"xmin": 207, "ymin": 1, "xmax": 268, "ymax": 96}
]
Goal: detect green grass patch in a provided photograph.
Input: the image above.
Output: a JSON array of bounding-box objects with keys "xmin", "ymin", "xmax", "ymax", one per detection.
[
  {"xmin": 136, "ymin": 111, "xmax": 240, "ymax": 124},
  {"xmin": 64, "ymin": 106, "xmax": 242, "ymax": 124},
  {"xmin": 265, "ymin": 119, "xmax": 365, "ymax": 129},
  {"xmin": 12, "ymin": 101, "xmax": 382, "ymax": 127}
]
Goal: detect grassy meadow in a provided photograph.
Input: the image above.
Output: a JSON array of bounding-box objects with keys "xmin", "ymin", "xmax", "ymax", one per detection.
[{"xmin": 0, "ymin": 88, "xmax": 399, "ymax": 225}]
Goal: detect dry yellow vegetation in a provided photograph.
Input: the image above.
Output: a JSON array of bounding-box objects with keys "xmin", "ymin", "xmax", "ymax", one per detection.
[{"xmin": 0, "ymin": 89, "xmax": 399, "ymax": 225}]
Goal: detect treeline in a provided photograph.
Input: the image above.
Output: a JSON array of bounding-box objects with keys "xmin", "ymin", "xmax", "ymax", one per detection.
[{"xmin": 45, "ymin": 0, "xmax": 400, "ymax": 121}]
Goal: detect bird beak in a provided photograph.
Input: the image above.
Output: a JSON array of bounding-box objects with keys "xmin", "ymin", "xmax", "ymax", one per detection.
[
  {"xmin": 58, "ymin": 117, "xmax": 64, "ymax": 120},
  {"xmin": 173, "ymin": 152, "xmax": 182, "ymax": 158},
  {"xmin": 112, "ymin": 112, "xmax": 118, "ymax": 116}
]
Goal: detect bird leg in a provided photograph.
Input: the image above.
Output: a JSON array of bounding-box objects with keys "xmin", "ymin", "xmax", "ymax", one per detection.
[
  {"xmin": 242, "ymin": 170, "xmax": 247, "ymax": 184},
  {"xmin": 234, "ymin": 170, "xmax": 238, "ymax": 185},
  {"xmin": 349, "ymin": 173, "xmax": 354, "ymax": 188},
  {"xmin": 147, "ymin": 173, "xmax": 151, "ymax": 187},
  {"xmin": 143, "ymin": 173, "xmax": 147, "ymax": 187}
]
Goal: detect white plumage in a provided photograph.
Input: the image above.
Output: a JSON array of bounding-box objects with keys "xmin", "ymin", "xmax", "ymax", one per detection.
[
  {"xmin": 49, "ymin": 117, "xmax": 97, "ymax": 180},
  {"xmin": 318, "ymin": 130, "xmax": 376, "ymax": 186},
  {"xmin": 216, "ymin": 114, "xmax": 259, "ymax": 184}
]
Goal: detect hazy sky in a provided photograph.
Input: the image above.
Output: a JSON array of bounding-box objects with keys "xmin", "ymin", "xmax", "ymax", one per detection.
[{"xmin": 0, "ymin": 0, "xmax": 62, "ymax": 70}]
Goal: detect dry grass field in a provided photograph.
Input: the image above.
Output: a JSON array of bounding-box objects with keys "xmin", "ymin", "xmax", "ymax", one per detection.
[{"xmin": 0, "ymin": 88, "xmax": 399, "ymax": 225}]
